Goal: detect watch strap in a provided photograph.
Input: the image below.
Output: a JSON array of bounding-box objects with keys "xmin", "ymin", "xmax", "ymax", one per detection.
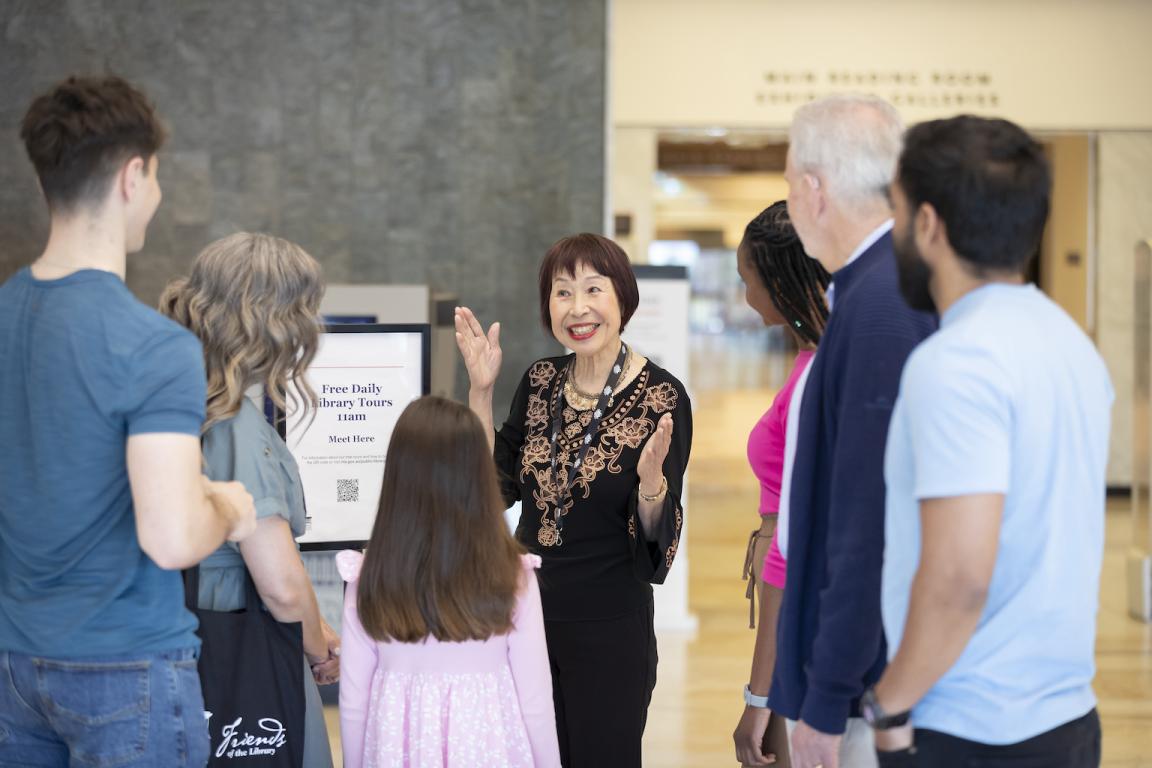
[
  {"xmin": 743, "ymin": 685, "xmax": 770, "ymax": 709},
  {"xmin": 861, "ymin": 686, "xmax": 912, "ymax": 730}
]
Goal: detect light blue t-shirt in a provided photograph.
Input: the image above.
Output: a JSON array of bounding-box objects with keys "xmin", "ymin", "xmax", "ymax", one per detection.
[
  {"xmin": 882, "ymin": 283, "xmax": 1113, "ymax": 744},
  {"xmin": 0, "ymin": 268, "xmax": 206, "ymax": 657}
]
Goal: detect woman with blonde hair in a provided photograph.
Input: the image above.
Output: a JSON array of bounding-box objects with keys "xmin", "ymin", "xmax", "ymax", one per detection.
[{"xmin": 160, "ymin": 232, "xmax": 338, "ymax": 767}]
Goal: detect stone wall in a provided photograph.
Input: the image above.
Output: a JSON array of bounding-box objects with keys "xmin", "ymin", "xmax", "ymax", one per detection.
[{"xmin": 0, "ymin": 0, "xmax": 606, "ymax": 415}]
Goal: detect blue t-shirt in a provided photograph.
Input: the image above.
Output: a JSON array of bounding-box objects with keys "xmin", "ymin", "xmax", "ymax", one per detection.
[
  {"xmin": 0, "ymin": 267, "xmax": 207, "ymax": 657},
  {"xmin": 882, "ymin": 283, "xmax": 1113, "ymax": 744}
]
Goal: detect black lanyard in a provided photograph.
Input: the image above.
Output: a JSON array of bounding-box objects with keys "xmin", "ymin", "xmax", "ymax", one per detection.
[{"xmin": 538, "ymin": 342, "xmax": 629, "ymax": 547}]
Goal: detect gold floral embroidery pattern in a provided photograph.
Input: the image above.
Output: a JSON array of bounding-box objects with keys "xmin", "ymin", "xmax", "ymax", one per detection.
[
  {"xmin": 642, "ymin": 382, "xmax": 678, "ymax": 413},
  {"xmin": 562, "ymin": 407, "xmax": 593, "ymax": 440},
  {"xmin": 529, "ymin": 361, "xmax": 557, "ymax": 388},
  {"xmin": 525, "ymin": 394, "xmax": 549, "ymax": 430},
  {"xmin": 522, "ymin": 435, "xmax": 550, "ymax": 466},
  {"xmin": 519, "ymin": 368, "xmax": 662, "ymax": 524},
  {"xmin": 608, "ymin": 417, "xmax": 649, "ymax": 450},
  {"xmin": 578, "ymin": 445, "xmax": 609, "ymax": 484},
  {"xmin": 666, "ymin": 506, "xmax": 684, "ymax": 569}
]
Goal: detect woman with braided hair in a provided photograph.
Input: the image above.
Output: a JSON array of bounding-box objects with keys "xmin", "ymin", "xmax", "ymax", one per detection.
[{"xmin": 733, "ymin": 201, "xmax": 830, "ymax": 767}]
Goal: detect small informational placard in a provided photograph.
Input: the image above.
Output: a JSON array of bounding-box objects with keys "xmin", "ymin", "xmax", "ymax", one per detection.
[
  {"xmin": 624, "ymin": 265, "xmax": 697, "ymax": 633},
  {"xmin": 625, "ymin": 265, "xmax": 690, "ymax": 377},
  {"xmin": 282, "ymin": 324, "xmax": 430, "ymax": 550}
]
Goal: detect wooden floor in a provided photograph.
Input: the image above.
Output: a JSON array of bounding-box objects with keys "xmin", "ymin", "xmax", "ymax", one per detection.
[{"xmin": 325, "ymin": 342, "xmax": 1152, "ymax": 766}]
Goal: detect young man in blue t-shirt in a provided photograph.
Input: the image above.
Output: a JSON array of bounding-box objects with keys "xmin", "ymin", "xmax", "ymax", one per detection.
[
  {"xmin": 867, "ymin": 117, "xmax": 1111, "ymax": 766},
  {"xmin": 0, "ymin": 75, "xmax": 257, "ymax": 766}
]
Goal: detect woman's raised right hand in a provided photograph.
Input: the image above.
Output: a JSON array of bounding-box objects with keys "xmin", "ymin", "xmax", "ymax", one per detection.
[{"xmin": 454, "ymin": 306, "xmax": 502, "ymax": 392}]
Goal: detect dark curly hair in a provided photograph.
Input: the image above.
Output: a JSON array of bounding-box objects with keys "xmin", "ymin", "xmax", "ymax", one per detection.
[{"xmin": 741, "ymin": 201, "xmax": 830, "ymax": 345}]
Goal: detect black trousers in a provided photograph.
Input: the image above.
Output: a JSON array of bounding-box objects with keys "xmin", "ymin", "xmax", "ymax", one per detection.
[
  {"xmin": 544, "ymin": 601, "xmax": 658, "ymax": 768},
  {"xmin": 878, "ymin": 709, "xmax": 1101, "ymax": 768}
]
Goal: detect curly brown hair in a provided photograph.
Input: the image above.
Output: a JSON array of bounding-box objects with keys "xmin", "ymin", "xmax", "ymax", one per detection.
[{"xmin": 159, "ymin": 233, "xmax": 324, "ymax": 429}]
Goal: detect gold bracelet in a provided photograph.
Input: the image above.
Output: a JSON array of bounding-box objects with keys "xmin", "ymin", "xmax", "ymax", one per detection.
[{"xmin": 638, "ymin": 476, "xmax": 667, "ymax": 502}]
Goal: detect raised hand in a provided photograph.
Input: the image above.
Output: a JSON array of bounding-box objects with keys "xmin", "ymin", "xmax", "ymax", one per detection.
[
  {"xmin": 454, "ymin": 306, "xmax": 502, "ymax": 393},
  {"xmin": 637, "ymin": 413, "xmax": 674, "ymax": 495}
]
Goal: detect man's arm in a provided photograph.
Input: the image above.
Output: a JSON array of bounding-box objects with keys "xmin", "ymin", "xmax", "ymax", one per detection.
[
  {"xmin": 872, "ymin": 494, "xmax": 1001, "ymax": 719},
  {"xmin": 128, "ymin": 433, "xmax": 256, "ymax": 569},
  {"xmin": 800, "ymin": 333, "xmax": 920, "ymax": 735}
]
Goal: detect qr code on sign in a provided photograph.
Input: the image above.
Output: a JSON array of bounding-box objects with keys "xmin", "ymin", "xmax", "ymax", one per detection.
[{"xmin": 337, "ymin": 479, "xmax": 358, "ymax": 503}]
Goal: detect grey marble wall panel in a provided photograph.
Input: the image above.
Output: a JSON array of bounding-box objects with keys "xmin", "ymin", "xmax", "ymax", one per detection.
[{"xmin": 0, "ymin": 0, "xmax": 606, "ymax": 417}]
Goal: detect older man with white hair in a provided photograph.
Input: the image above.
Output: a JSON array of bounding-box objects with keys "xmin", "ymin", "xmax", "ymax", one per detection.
[{"xmin": 751, "ymin": 95, "xmax": 936, "ymax": 768}]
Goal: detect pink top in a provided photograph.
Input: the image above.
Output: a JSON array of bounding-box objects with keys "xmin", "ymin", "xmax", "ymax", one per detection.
[
  {"xmin": 337, "ymin": 550, "xmax": 561, "ymax": 768},
  {"xmin": 746, "ymin": 350, "xmax": 814, "ymax": 589}
]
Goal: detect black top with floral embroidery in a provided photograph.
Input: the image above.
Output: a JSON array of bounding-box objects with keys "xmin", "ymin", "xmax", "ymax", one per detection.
[{"xmin": 495, "ymin": 355, "xmax": 693, "ymax": 622}]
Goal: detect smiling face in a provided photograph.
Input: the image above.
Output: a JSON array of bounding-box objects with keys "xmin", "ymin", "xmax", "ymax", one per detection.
[{"xmin": 548, "ymin": 261, "xmax": 623, "ymax": 357}]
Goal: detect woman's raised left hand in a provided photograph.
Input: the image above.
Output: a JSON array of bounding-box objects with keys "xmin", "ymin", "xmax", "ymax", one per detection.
[{"xmin": 637, "ymin": 413, "xmax": 674, "ymax": 495}]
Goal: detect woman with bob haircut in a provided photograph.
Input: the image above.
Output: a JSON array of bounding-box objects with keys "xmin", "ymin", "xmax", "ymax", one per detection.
[
  {"xmin": 160, "ymin": 232, "xmax": 338, "ymax": 768},
  {"xmin": 455, "ymin": 233, "xmax": 693, "ymax": 767},
  {"xmin": 336, "ymin": 395, "xmax": 560, "ymax": 768}
]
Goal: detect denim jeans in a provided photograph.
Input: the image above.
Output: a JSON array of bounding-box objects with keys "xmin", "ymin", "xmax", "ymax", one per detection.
[{"xmin": 0, "ymin": 647, "xmax": 209, "ymax": 767}]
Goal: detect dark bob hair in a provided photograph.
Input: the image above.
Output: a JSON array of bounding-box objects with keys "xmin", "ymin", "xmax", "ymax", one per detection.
[{"xmin": 537, "ymin": 233, "xmax": 640, "ymax": 334}]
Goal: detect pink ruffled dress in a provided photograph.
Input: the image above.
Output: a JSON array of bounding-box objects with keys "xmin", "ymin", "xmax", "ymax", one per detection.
[{"xmin": 336, "ymin": 551, "xmax": 561, "ymax": 768}]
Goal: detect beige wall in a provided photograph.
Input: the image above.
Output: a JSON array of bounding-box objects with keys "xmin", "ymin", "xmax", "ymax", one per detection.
[
  {"xmin": 612, "ymin": 128, "xmax": 659, "ymax": 262},
  {"xmin": 609, "ymin": 1, "xmax": 1152, "ymax": 484},
  {"xmin": 1098, "ymin": 134, "xmax": 1152, "ymax": 485},
  {"xmin": 612, "ymin": 0, "xmax": 1152, "ymax": 130}
]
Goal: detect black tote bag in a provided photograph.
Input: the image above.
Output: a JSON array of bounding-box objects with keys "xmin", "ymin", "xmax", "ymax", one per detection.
[{"xmin": 184, "ymin": 565, "xmax": 305, "ymax": 767}]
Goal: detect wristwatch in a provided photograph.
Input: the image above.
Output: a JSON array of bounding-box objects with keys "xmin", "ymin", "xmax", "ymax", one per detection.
[
  {"xmin": 743, "ymin": 685, "xmax": 770, "ymax": 709},
  {"xmin": 860, "ymin": 687, "xmax": 911, "ymax": 730}
]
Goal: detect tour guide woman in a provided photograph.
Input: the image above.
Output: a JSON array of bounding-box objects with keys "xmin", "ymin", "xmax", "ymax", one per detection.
[{"xmin": 455, "ymin": 233, "xmax": 692, "ymax": 767}]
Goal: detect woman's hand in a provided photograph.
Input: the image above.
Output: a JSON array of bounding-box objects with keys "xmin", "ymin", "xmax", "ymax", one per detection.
[
  {"xmin": 733, "ymin": 706, "xmax": 777, "ymax": 766},
  {"xmin": 637, "ymin": 413, "xmax": 674, "ymax": 494},
  {"xmin": 309, "ymin": 620, "xmax": 341, "ymax": 686},
  {"xmin": 454, "ymin": 306, "xmax": 502, "ymax": 393}
]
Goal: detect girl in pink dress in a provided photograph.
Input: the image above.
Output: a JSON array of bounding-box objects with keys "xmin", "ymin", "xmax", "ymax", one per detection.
[
  {"xmin": 733, "ymin": 201, "xmax": 830, "ymax": 767},
  {"xmin": 338, "ymin": 396, "xmax": 561, "ymax": 768}
]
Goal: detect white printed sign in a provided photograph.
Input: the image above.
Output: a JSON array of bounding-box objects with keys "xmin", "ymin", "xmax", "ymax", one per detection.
[
  {"xmin": 284, "ymin": 325, "xmax": 429, "ymax": 547},
  {"xmin": 624, "ymin": 266, "xmax": 697, "ymax": 633}
]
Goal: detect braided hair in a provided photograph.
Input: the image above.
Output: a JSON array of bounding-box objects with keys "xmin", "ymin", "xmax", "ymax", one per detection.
[{"xmin": 740, "ymin": 201, "xmax": 830, "ymax": 346}]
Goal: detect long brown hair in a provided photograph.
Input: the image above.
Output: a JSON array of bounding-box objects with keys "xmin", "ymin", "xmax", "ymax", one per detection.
[
  {"xmin": 358, "ymin": 396, "xmax": 524, "ymax": 643},
  {"xmin": 159, "ymin": 232, "xmax": 324, "ymax": 429}
]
